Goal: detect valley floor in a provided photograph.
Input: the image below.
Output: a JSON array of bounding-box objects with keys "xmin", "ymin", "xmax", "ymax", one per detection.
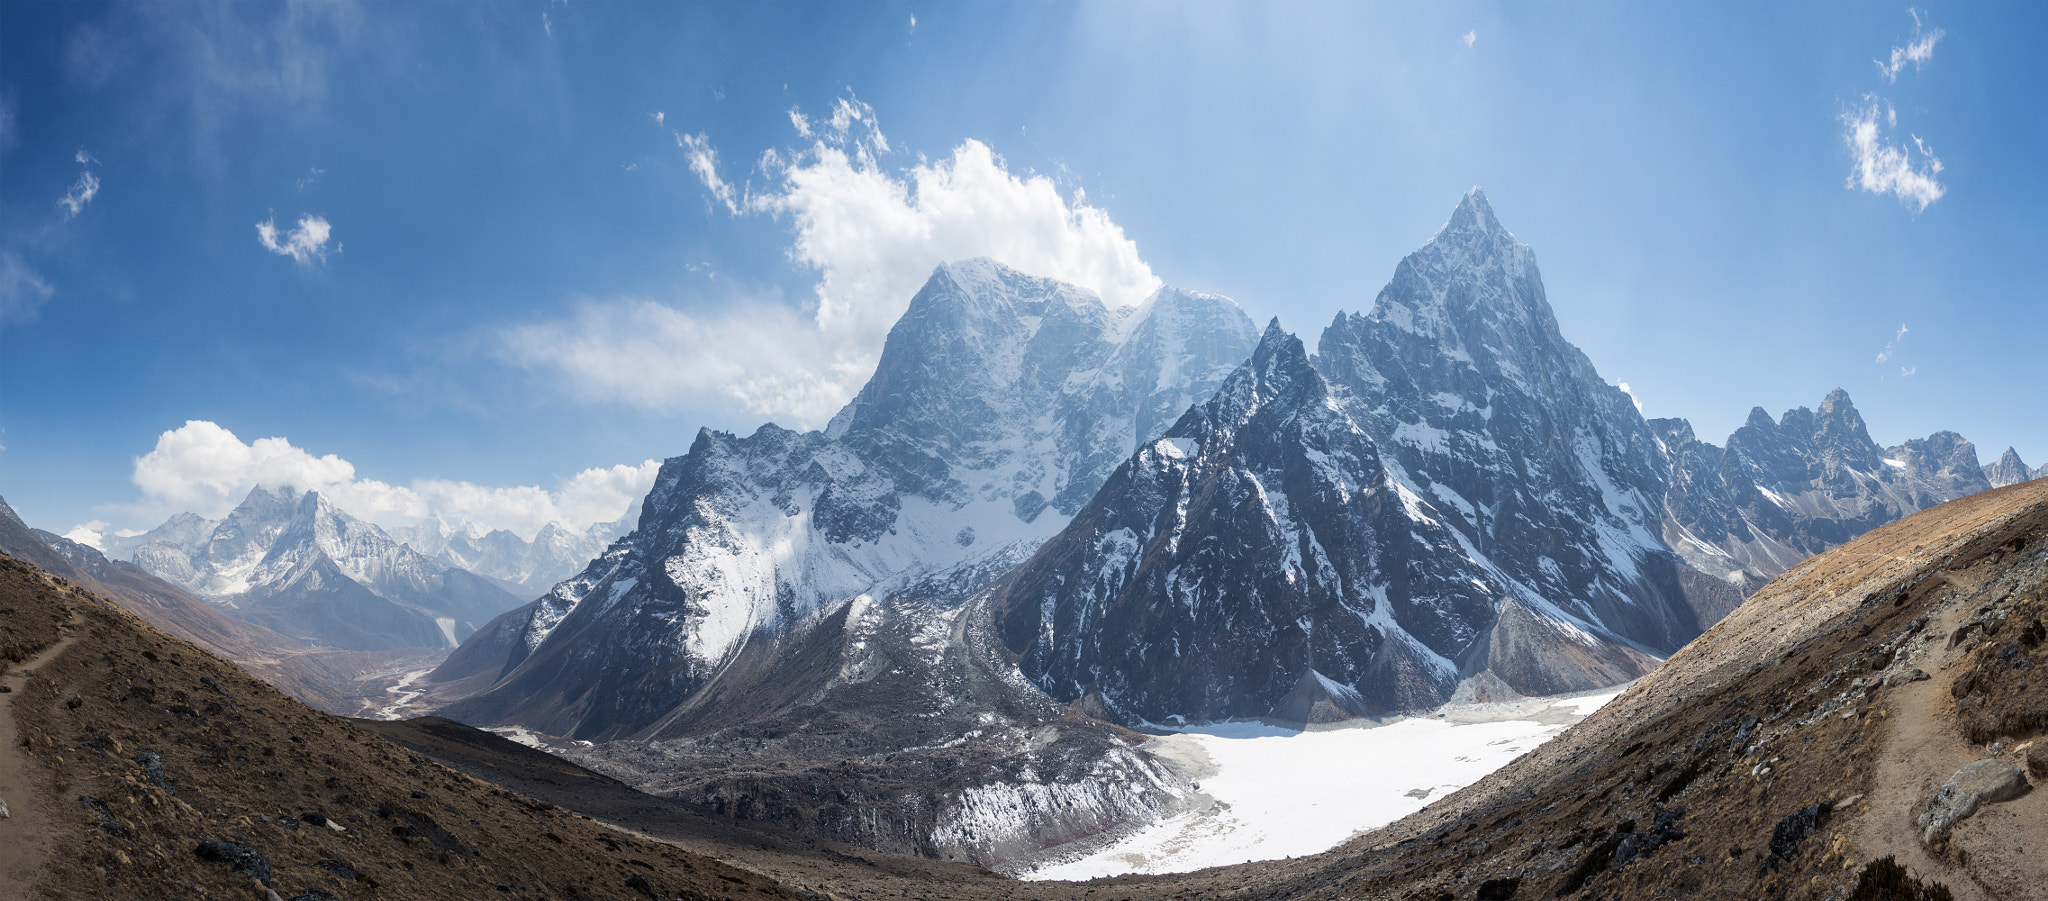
[{"xmin": 1025, "ymin": 688, "xmax": 1622, "ymax": 880}]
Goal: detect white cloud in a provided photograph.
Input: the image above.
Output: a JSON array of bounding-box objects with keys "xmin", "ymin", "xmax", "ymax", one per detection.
[
  {"xmin": 256, "ymin": 213, "xmax": 334, "ymax": 263},
  {"xmin": 295, "ymin": 166, "xmax": 325, "ymax": 190},
  {"xmin": 1877, "ymin": 10, "xmax": 1943, "ymax": 83},
  {"xmin": 127, "ymin": 420, "xmax": 658, "ymax": 539},
  {"xmin": 909, "ymin": 14, "xmax": 917, "ymax": 31},
  {"xmin": 1461, "ymin": 31, "xmax": 1476, "ymax": 48},
  {"xmin": 1842, "ymin": 97, "xmax": 1943, "ymax": 212},
  {"xmin": 1876, "ymin": 323, "xmax": 1907, "ymax": 363},
  {"xmin": 506, "ymin": 95, "xmax": 1160, "ymax": 427},
  {"xmin": 498, "ymin": 296, "xmax": 856, "ymax": 425},
  {"xmin": 678, "ymin": 132, "xmax": 741, "ymax": 214},
  {"xmin": 788, "ymin": 108, "xmax": 811, "ymax": 138},
  {"xmin": 0, "ymin": 250, "xmax": 56, "ymax": 324},
  {"xmin": 57, "ymin": 154, "xmax": 100, "ymax": 218},
  {"xmin": 1900, "ymin": 366, "xmax": 1917, "ymax": 378}
]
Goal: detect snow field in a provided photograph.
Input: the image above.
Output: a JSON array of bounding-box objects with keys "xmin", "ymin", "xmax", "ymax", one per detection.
[{"xmin": 1025, "ymin": 689, "xmax": 1622, "ymax": 880}]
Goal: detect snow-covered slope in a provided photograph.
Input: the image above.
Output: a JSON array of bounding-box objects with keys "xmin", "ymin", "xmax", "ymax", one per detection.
[
  {"xmin": 124, "ymin": 486, "xmax": 523, "ymax": 650},
  {"xmin": 435, "ymin": 260, "xmax": 1260, "ymax": 740}
]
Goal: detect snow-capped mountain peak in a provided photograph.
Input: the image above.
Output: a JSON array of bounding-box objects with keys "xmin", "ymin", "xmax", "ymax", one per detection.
[{"xmin": 435, "ymin": 261, "xmax": 1260, "ymax": 740}]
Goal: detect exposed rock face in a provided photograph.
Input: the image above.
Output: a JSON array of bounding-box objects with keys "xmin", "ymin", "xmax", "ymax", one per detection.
[
  {"xmin": 123, "ymin": 487, "xmax": 520, "ymax": 650},
  {"xmin": 1652, "ymin": 393, "xmax": 1994, "ymax": 589},
  {"xmin": 1000, "ymin": 324, "xmax": 1505, "ymax": 722},
  {"xmin": 994, "ymin": 192, "xmax": 1706, "ymax": 725},
  {"xmin": 1984, "ymin": 447, "xmax": 2037, "ymax": 488},
  {"xmin": 1917, "ymin": 759, "xmax": 2029, "ymax": 844},
  {"xmin": 434, "ymin": 261, "xmax": 1259, "ymax": 741},
  {"xmin": 1315, "ymin": 191, "xmax": 1716, "ymax": 679}
]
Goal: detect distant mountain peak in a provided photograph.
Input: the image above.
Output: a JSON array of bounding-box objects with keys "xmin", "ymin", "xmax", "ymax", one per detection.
[
  {"xmin": 1435, "ymin": 186, "xmax": 1504, "ymax": 240},
  {"xmin": 1369, "ymin": 191, "xmax": 1547, "ymax": 346}
]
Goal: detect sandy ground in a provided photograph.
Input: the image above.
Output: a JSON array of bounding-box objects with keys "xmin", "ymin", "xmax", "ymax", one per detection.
[
  {"xmin": 0, "ymin": 609, "xmax": 78, "ymax": 899},
  {"xmin": 1025, "ymin": 686, "xmax": 1624, "ymax": 880}
]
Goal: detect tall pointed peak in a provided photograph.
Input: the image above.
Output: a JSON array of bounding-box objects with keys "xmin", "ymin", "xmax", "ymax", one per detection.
[
  {"xmin": 1430, "ymin": 186, "xmax": 1507, "ymax": 244},
  {"xmin": 1251, "ymin": 318, "xmax": 1298, "ymax": 362},
  {"xmin": 1744, "ymin": 406, "xmax": 1777, "ymax": 430},
  {"xmin": 1820, "ymin": 387, "xmax": 1857, "ymax": 413}
]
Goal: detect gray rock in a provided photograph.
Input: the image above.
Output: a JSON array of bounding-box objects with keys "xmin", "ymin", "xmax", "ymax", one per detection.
[
  {"xmin": 0, "ymin": 796, "xmax": 9, "ymax": 819},
  {"xmin": 194, "ymin": 839, "xmax": 272, "ymax": 886},
  {"xmin": 1919, "ymin": 759, "xmax": 2030, "ymax": 843},
  {"xmin": 1886, "ymin": 668, "xmax": 1931, "ymax": 687}
]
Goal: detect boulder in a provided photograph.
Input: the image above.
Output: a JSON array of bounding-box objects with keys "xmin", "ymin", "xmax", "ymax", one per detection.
[
  {"xmin": 1770, "ymin": 802, "xmax": 1830, "ymax": 860},
  {"xmin": 1918, "ymin": 759, "xmax": 2030, "ymax": 844},
  {"xmin": 194, "ymin": 839, "xmax": 272, "ymax": 886}
]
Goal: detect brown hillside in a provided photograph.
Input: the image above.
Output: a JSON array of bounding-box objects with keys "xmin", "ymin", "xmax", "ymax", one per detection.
[{"xmin": 0, "ymin": 555, "xmax": 805, "ymax": 901}]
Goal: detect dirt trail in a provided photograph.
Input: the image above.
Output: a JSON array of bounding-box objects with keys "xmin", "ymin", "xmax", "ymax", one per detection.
[
  {"xmin": 0, "ymin": 608, "xmax": 80, "ymax": 899},
  {"xmin": 1854, "ymin": 554, "xmax": 2048, "ymax": 901}
]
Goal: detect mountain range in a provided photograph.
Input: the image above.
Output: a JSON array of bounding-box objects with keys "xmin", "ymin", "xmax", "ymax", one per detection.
[
  {"xmin": 7, "ymin": 397, "xmax": 2041, "ymax": 901},
  {"xmin": 100, "ymin": 486, "xmax": 526, "ymax": 650},
  {"xmin": 8, "ymin": 189, "xmax": 2039, "ymax": 872}
]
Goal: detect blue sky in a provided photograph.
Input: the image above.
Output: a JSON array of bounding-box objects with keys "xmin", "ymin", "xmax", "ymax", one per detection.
[{"xmin": 2, "ymin": 2, "xmax": 2043, "ymax": 539}]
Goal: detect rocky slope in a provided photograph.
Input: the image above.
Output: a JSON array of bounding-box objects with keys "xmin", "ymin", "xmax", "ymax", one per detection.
[
  {"xmin": 1654, "ymin": 391, "xmax": 1995, "ymax": 591},
  {"xmin": 125, "ymin": 486, "xmax": 522, "ymax": 650},
  {"xmin": 995, "ymin": 191, "xmax": 1720, "ymax": 726}
]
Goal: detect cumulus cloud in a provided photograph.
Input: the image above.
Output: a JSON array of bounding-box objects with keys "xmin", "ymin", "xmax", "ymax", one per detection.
[
  {"xmin": 1845, "ymin": 12, "xmax": 1945, "ymax": 212},
  {"xmin": 503, "ymin": 94, "xmax": 1160, "ymax": 427},
  {"xmin": 1461, "ymin": 31, "xmax": 1476, "ymax": 48},
  {"xmin": 127, "ymin": 420, "xmax": 658, "ymax": 539},
  {"xmin": 1842, "ymin": 97, "xmax": 1943, "ymax": 212},
  {"xmin": 0, "ymin": 250, "xmax": 56, "ymax": 325},
  {"xmin": 256, "ymin": 213, "xmax": 334, "ymax": 263},
  {"xmin": 1878, "ymin": 10, "xmax": 1943, "ymax": 83},
  {"xmin": 58, "ymin": 151, "xmax": 100, "ymax": 218}
]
